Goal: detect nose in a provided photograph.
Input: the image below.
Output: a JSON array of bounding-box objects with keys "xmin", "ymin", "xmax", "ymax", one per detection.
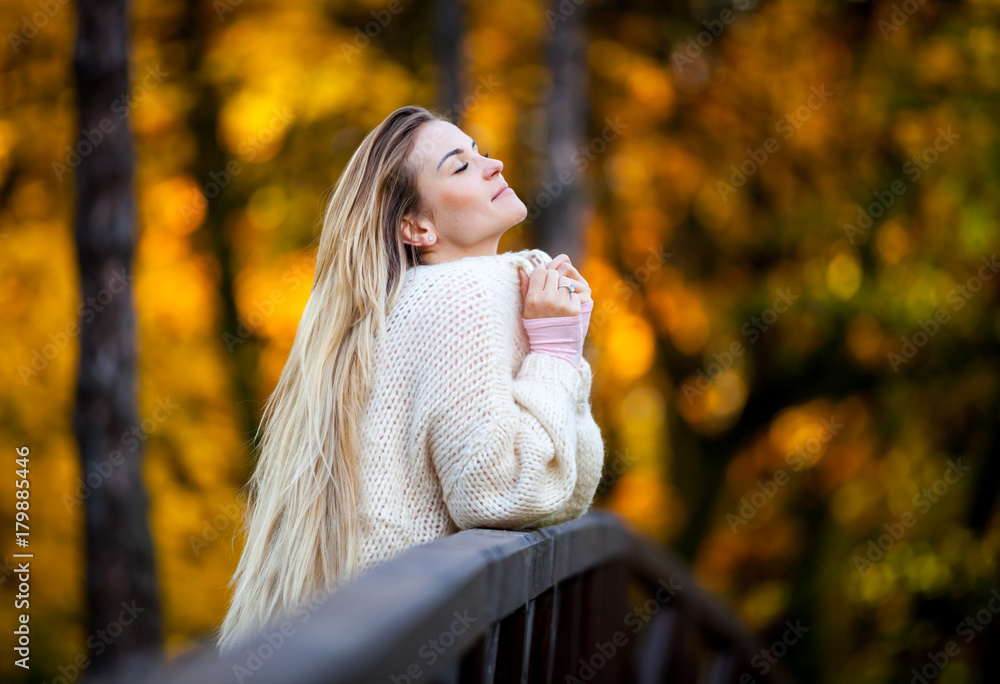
[{"xmin": 485, "ymin": 156, "xmax": 502, "ymax": 177}]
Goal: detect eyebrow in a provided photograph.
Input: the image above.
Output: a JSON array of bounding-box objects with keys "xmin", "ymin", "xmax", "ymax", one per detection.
[{"xmin": 437, "ymin": 138, "xmax": 477, "ymax": 171}]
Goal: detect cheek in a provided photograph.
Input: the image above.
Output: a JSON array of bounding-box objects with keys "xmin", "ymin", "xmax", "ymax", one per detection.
[
  {"xmin": 438, "ymin": 184, "xmax": 483, "ymax": 219},
  {"xmin": 449, "ymin": 179, "xmax": 479, "ymax": 203}
]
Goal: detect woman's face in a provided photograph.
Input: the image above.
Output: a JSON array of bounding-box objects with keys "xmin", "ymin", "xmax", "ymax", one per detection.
[{"xmin": 402, "ymin": 120, "xmax": 527, "ymax": 264}]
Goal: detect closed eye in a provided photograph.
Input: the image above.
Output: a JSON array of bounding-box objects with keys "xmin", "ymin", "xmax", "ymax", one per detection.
[{"xmin": 456, "ymin": 152, "xmax": 489, "ymax": 173}]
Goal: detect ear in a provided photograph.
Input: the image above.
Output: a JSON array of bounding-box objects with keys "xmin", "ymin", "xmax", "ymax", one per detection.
[
  {"xmin": 400, "ymin": 213, "xmax": 433, "ymax": 246},
  {"xmin": 399, "ymin": 215, "xmax": 419, "ymax": 246},
  {"xmin": 399, "ymin": 216, "xmax": 413, "ymax": 245}
]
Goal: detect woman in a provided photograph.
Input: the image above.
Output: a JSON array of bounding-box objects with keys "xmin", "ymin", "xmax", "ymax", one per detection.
[{"xmin": 216, "ymin": 105, "xmax": 605, "ymax": 654}]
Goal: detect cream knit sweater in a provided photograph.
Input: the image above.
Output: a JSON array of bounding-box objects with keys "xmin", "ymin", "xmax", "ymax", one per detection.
[{"xmin": 355, "ymin": 248, "xmax": 605, "ymax": 576}]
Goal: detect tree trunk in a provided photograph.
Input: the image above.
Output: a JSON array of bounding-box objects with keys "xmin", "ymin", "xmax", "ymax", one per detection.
[
  {"xmin": 433, "ymin": 0, "xmax": 465, "ymax": 122},
  {"xmin": 537, "ymin": 0, "xmax": 590, "ymax": 263},
  {"xmin": 71, "ymin": 0, "xmax": 163, "ymax": 674}
]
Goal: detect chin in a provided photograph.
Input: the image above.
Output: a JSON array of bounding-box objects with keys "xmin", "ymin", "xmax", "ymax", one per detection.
[
  {"xmin": 504, "ymin": 213, "xmax": 528, "ymax": 234},
  {"xmin": 511, "ymin": 198, "xmax": 528, "ymax": 221}
]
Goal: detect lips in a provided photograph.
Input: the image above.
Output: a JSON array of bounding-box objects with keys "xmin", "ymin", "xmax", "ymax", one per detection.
[{"xmin": 492, "ymin": 183, "xmax": 510, "ymax": 201}]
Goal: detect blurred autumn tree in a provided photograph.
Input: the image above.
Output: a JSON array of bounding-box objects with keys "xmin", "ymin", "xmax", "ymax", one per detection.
[
  {"xmin": 71, "ymin": 0, "xmax": 163, "ymax": 675},
  {"xmin": 1, "ymin": 0, "xmax": 998, "ymax": 683}
]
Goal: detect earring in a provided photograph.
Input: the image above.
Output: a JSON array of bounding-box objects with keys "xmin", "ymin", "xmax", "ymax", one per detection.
[{"xmin": 427, "ymin": 235, "xmax": 435, "ymax": 242}]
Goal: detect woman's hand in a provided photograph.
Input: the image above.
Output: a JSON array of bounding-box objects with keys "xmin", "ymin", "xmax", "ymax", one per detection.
[
  {"xmin": 518, "ymin": 253, "xmax": 590, "ymax": 319},
  {"xmin": 545, "ymin": 254, "xmax": 592, "ymax": 305}
]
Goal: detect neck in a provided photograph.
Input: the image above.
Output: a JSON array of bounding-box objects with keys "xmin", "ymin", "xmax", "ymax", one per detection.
[{"xmin": 420, "ymin": 237, "xmax": 501, "ymax": 265}]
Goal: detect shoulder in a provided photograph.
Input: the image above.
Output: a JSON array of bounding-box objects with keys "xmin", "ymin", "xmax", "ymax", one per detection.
[
  {"xmin": 398, "ymin": 248, "xmax": 552, "ymax": 343},
  {"xmin": 461, "ymin": 249, "xmax": 554, "ymax": 320},
  {"xmin": 404, "ymin": 248, "xmax": 553, "ymax": 308}
]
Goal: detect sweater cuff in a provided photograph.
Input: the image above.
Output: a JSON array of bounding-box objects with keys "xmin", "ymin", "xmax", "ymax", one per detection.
[{"xmin": 517, "ymin": 351, "xmax": 583, "ymax": 402}]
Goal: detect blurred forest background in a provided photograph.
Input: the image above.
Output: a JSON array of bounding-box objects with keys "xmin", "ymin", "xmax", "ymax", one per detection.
[{"xmin": 1, "ymin": 0, "xmax": 999, "ymax": 682}]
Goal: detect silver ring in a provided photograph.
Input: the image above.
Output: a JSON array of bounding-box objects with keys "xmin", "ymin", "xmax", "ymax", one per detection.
[{"xmin": 558, "ymin": 283, "xmax": 576, "ymax": 294}]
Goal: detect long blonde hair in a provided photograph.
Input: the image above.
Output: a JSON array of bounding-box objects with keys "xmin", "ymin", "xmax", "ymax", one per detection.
[{"xmin": 216, "ymin": 105, "xmax": 444, "ymax": 653}]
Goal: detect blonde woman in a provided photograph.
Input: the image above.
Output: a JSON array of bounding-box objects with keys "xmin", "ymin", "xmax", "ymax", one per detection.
[{"xmin": 216, "ymin": 105, "xmax": 605, "ymax": 654}]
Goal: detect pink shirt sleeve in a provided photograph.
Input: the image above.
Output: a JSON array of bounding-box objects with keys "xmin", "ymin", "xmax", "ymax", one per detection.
[
  {"xmin": 522, "ymin": 299, "xmax": 594, "ymax": 369},
  {"xmin": 580, "ymin": 298, "xmax": 593, "ymax": 339}
]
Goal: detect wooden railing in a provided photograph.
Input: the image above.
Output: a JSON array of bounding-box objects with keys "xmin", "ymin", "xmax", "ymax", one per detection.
[{"xmin": 99, "ymin": 511, "xmax": 795, "ymax": 684}]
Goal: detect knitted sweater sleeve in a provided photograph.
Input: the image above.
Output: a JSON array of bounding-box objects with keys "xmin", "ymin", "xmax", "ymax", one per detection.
[
  {"xmin": 423, "ymin": 269, "xmax": 605, "ymax": 531},
  {"xmin": 523, "ymin": 355, "xmax": 605, "ymax": 528}
]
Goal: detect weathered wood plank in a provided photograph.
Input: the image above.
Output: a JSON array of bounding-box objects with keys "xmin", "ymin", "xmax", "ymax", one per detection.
[
  {"xmin": 550, "ymin": 572, "xmax": 585, "ymax": 682},
  {"xmin": 93, "ymin": 512, "xmax": 793, "ymax": 684},
  {"xmin": 494, "ymin": 603, "xmax": 527, "ymax": 683},
  {"xmin": 526, "ymin": 587, "xmax": 556, "ymax": 684},
  {"xmin": 635, "ymin": 604, "xmax": 678, "ymax": 684}
]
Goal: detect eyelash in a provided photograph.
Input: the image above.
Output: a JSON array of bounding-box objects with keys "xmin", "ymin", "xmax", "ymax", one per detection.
[{"xmin": 457, "ymin": 152, "xmax": 489, "ymax": 173}]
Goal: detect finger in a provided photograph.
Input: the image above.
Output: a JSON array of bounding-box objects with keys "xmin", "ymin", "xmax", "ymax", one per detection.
[
  {"xmin": 546, "ymin": 254, "xmax": 571, "ymax": 270},
  {"xmin": 561, "ymin": 276, "xmax": 592, "ymax": 304},
  {"xmin": 530, "ymin": 265, "xmax": 547, "ymax": 282},
  {"xmin": 541, "ymin": 267, "xmax": 563, "ymax": 292},
  {"xmin": 552, "ymin": 259, "xmax": 574, "ymax": 273},
  {"xmin": 555, "ymin": 277, "xmax": 585, "ymax": 303},
  {"xmin": 556, "ymin": 262, "xmax": 581, "ymax": 282},
  {"xmin": 555, "ymin": 264, "xmax": 591, "ymax": 298},
  {"xmin": 519, "ymin": 269, "xmax": 529, "ymax": 300},
  {"xmin": 528, "ymin": 264, "xmax": 549, "ymax": 293},
  {"xmin": 558, "ymin": 274, "xmax": 583, "ymax": 291},
  {"xmin": 549, "ymin": 259, "xmax": 586, "ymax": 286}
]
